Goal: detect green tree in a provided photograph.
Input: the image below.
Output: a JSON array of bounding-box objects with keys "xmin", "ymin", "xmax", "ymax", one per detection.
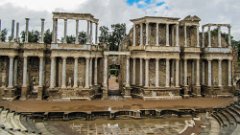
[
  {"xmin": 109, "ymin": 23, "xmax": 126, "ymax": 51},
  {"xmin": 21, "ymin": 30, "xmax": 40, "ymax": 43},
  {"xmin": 44, "ymin": 29, "xmax": 52, "ymax": 44},
  {"xmin": 99, "ymin": 26, "xmax": 109, "ymax": 43},
  {"xmin": 78, "ymin": 31, "xmax": 87, "ymax": 44},
  {"xmin": 0, "ymin": 28, "xmax": 7, "ymax": 42}
]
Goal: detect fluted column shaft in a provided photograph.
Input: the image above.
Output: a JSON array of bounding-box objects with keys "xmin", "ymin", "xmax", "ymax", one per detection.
[
  {"xmin": 202, "ymin": 61, "xmax": 205, "ymax": 85},
  {"xmin": 145, "ymin": 59, "xmax": 149, "ymax": 87},
  {"xmin": 202, "ymin": 26, "xmax": 205, "ymax": 48},
  {"xmin": 50, "ymin": 57, "xmax": 56, "ymax": 88},
  {"xmin": 133, "ymin": 24, "xmax": 136, "ymax": 46},
  {"xmin": 61, "ymin": 57, "xmax": 67, "ymax": 88},
  {"xmin": 208, "ymin": 60, "xmax": 212, "ymax": 86},
  {"xmin": 22, "ymin": 56, "xmax": 27, "ymax": 87},
  {"xmin": 89, "ymin": 58, "xmax": 93, "ymax": 87},
  {"xmin": 228, "ymin": 60, "xmax": 232, "ymax": 86},
  {"xmin": 8, "ymin": 56, "xmax": 14, "ymax": 88},
  {"xmin": 176, "ymin": 24, "xmax": 179, "ymax": 47},
  {"xmin": 132, "ymin": 58, "xmax": 136, "ymax": 85},
  {"xmin": 184, "ymin": 25, "xmax": 187, "ymax": 47},
  {"xmin": 85, "ymin": 57, "xmax": 90, "ymax": 88},
  {"xmin": 103, "ymin": 56, "xmax": 108, "ymax": 87},
  {"xmin": 11, "ymin": 20, "xmax": 15, "ymax": 42},
  {"xmin": 73, "ymin": 57, "xmax": 78, "ymax": 88},
  {"xmin": 126, "ymin": 56, "xmax": 130, "ymax": 87},
  {"xmin": 175, "ymin": 59, "xmax": 180, "ymax": 87},
  {"xmin": 165, "ymin": 59, "xmax": 170, "ymax": 87},
  {"xmin": 63, "ymin": 19, "xmax": 67, "ymax": 43},
  {"xmin": 139, "ymin": 58, "xmax": 143, "ymax": 86},
  {"xmin": 95, "ymin": 24, "xmax": 98, "ymax": 44},
  {"xmin": 155, "ymin": 59, "xmax": 159, "ymax": 87},
  {"xmin": 184, "ymin": 59, "xmax": 188, "ymax": 86},
  {"xmin": 140, "ymin": 23, "xmax": 143, "ymax": 46},
  {"xmin": 146, "ymin": 23, "xmax": 149, "ymax": 45},
  {"xmin": 94, "ymin": 58, "xmax": 98, "ymax": 85},
  {"xmin": 40, "ymin": 19, "xmax": 45, "ymax": 43},
  {"xmin": 156, "ymin": 23, "xmax": 159, "ymax": 46},
  {"xmin": 196, "ymin": 26, "xmax": 200, "ymax": 47},
  {"xmin": 39, "ymin": 57, "xmax": 43, "ymax": 87},
  {"xmin": 196, "ymin": 59, "xmax": 200, "ymax": 86},
  {"xmin": 166, "ymin": 24, "xmax": 170, "ymax": 46},
  {"xmin": 208, "ymin": 26, "xmax": 211, "ymax": 47},
  {"xmin": 218, "ymin": 59, "xmax": 222, "ymax": 87},
  {"xmin": 25, "ymin": 18, "xmax": 29, "ymax": 43}
]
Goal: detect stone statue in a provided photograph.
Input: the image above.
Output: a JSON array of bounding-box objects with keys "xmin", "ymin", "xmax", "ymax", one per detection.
[{"xmin": 68, "ymin": 77, "xmax": 72, "ymax": 88}]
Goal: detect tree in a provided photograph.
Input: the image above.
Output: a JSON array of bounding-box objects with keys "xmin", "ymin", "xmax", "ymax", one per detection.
[
  {"xmin": 78, "ymin": 31, "xmax": 87, "ymax": 44},
  {"xmin": 99, "ymin": 26, "xmax": 109, "ymax": 43},
  {"xmin": 21, "ymin": 30, "xmax": 40, "ymax": 43},
  {"xmin": 66, "ymin": 35, "xmax": 75, "ymax": 44},
  {"xmin": 109, "ymin": 23, "xmax": 126, "ymax": 51},
  {"xmin": 0, "ymin": 28, "xmax": 7, "ymax": 42},
  {"xmin": 44, "ymin": 29, "xmax": 52, "ymax": 44}
]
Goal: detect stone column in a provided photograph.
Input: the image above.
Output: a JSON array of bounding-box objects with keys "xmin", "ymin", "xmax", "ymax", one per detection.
[
  {"xmin": 8, "ymin": 56, "xmax": 14, "ymax": 88},
  {"xmin": 165, "ymin": 59, "xmax": 170, "ymax": 87},
  {"xmin": 218, "ymin": 59, "xmax": 222, "ymax": 87},
  {"xmin": 184, "ymin": 25, "xmax": 187, "ymax": 47},
  {"xmin": 202, "ymin": 61, "xmax": 205, "ymax": 85},
  {"xmin": 73, "ymin": 57, "xmax": 78, "ymax": 88},
  {"xmin": 207, "ymin": 60, "xmax": 212, "ymax": 87},
  {"xmin": 63, "ymin": 19, "xmax": 67, "ymax": 43},
  {"xmin": 94, "ymin": 58, "xmax": 98, "ymax": 85},
  {"xmin": 175, "ymin": 59, "xmax": 180, "ymax": 87},
  {"xmin": 202, "ymin": 26, "xmax": 205, "ymax": 48},
  {"xmin": 40, "ymin": 19, "xmax": 45, "ymax": 43},
  {"xmin": 140, "ymin": 23, "xmax": 143, "ymax": 46},
  {"xmin": 25, "ymin": 18, "xmax": 29, "ymax": 43},
  {"xmin": 139, "ymin": 58, "xmax": 143, "ymax": 86},
  {"xmin": 146, "ymin": 23, "xmax": 149, "ymax": 45},
  {"xmin": 196, "ymin": 25, "xmax": 200, "ymax": 47},
  {"xmin": 16, "ymin": 22, "xmax": 19, "ymax": 42},
  {"xmin": 228, "ymin": 59, "xmax": 232, "ymax": 86},
  {"xmin": 87, "ymin": 21, "xmax": 90, "ymax": 43},
  {"xmin": 133, "ymin": 24, "xmax": 136, "ymax": 46},
  {"xmin": 11, "ymin": 20, "xmax": 15, "ymax": 42},
  {"xmin": 13, "ymin": 58, "xmax": 18, "ymax": 86},
  {"xmin": 54, "ymin": 19, "xmax": 58, "ymax": 43},
  {"xmin": 52, "ymin": 19, "xmax": 56, "ymax": 43},
  {"xmin": 132, "ymin": 58, "xmax": 136, "ymax": 85},
  {"xmin": 156, "ymin": 23, "xmax": 159, "ymax": 46},
  {"xmin": 228, "ymin": 26, "xmax": 232, "ymax": 47},
  {"xmin": 0, "ymin": 19, "xmax": 1, "ymax": 42},
  {"xmin": 208, "ymin": 26, "xmax": 211, "ymax": 47},
  {"xmin": 95, "ymin": 23, "xmax": 98, "ymax": 44},
  {"xmin": 22, "ymin": 56, "xmax": 28, "ymax": 87},
  {"xmin": 196, "ymin": 59, "xmax": 200, "ymax": 86},
  {"xmin": 184, "ymin": 59, "xmax": 188, "ymax": 86},
  {"xmin": 89, "ymin": 58, "xmax": 93, "ymax": 87},
  {"xmin": 90, "ymin": 21, "xmax": 93, "ymax": 43},
  {"xmin": 61, "ymin": 57, "xmax": 67, "ymax": 88},
  {"xmin": 155, "ymin": 59, "xmax": 159, "ymax": 87},
  {"xmin": 126, "ymin": 56, "xmax": 130, "ymax": 87},
  {"xmin": 176, "ymin": 24, "xmax": 179, "ymax": 47},
  {"xmin": 145, "ymin": 58, "xmax": 149, "ymax": 87},
  {"xmin": 103, "ymin": 56, "xmax": 108, "ymax": 87},
  {"xmin": 39, "ymin": 57, "xmax": 43, "ymax": 87},
  {"xmin": 75, "ymin": 20, "xmax": 79, "ymax": 44},
  {"xmin": 192, "ymin": 61, "xmax": 195, "ymax": 84},
  {"xmin": 85, "ymin": 57, "xmax": 90, "ymax": 88},
  {"xmin": 218, "ymin": 26, "xmax": 222, "ymax": 48},
  {"xmin": 166, "ymin": 24, "xmax": 170, "ymax": 46},
  {"xmin": 50, "ymin": 57, "xmax": 56, "ymax": 88}
]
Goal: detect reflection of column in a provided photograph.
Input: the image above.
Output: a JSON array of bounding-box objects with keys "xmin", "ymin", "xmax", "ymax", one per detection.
[
  {"xmin": 207, "ymin": 60, "xmax": 212, "ymax": 87},
  {"xmin": 61, "ymin": 57, "xmax": 66, "ymax": 88},
  {"xmin": 145, "ymin": 58, "xmax": 149, "ymax": 87},
  {"xmin": 126, "ymin": 56, "xmax": 130, "ymax": 87},
  {"xmin": 184, "ymin": 25, "xmax": 187, "ymax": 47},
  {"xmin": 85, "ymin": 57, "xmax": 90, "ymax": 88},
  {"xmin": 228, "ymin": 26, "xmax": 231, "ymax": 47},
  {"xmin": 75, "ymin": 20, "xmax": 79, "ymax": 44},
  {"xmin": 50, "ymin": 57, "xmax": 56, "ymax": 88},
  {"xmin": 22, "ymin": 56, "xmax": 28, "ymax": 87},
  {"xmin": 140, "ymin": 23, "xmax": 143, "ymax": 46},
  {"xmin": 175, "ymin": 59, "xmax": 180, "ymax": 87},
  {"xmin": 165, "ymin": 59, "xmax": 170, "ymax": 87},
  {"xmin": 208, "ymin": 26, "xmax": 211, "ymax": 47},
  {"xmin": 176, "ymin": 24, "xmax": 179, "ymax": 47},
  {"xmin": 132, "ymin": 58, "xmax": 136, "ymax": 85},
  {"xmin": 40, "ymin": 19, "xmax": 45, "ymax": 43},
  {"xmin": 94, "ymin": 58, "xmax": 98, "ymax": 85},
  {"xmin": 184, "ymin": 59, "xmax": 188, "ymax": 86},
  {"xmin": 156, "ymin": 23, "xmax": 159, "ymax": 46},
  {"xmin": 155, "ymin": 59, "xmax": 159, "ymax": 87},
  {"xmin": 63, "ymin": 19, "xmax": 67, "ymax": 43},
  {"xmin": 228, "ymin": 60, "xmax": 232, "ymax": 86},
  {"xmin": 25, "ymin": 18, "xmax": 29, "ymax": 43},
  {"xmin": 196, "ymin": 25, "xmax": 200, "ymax": 47},
  {"xmin": 218, "ymin": 26, "xmax": 221, "ymax": 48},
  {"xmin": 133, "ymin": 24, "xmax": 136, "ymax": 46},
  {"xmin": 103, "ymin": 56, "xmax": 108, "ymax": 87},
  {"xmin": 202, "ymin": 26, "xmax": 205, "ymax": 48},
  {"xmin": 139, "ymin": 58, "xmax": 143, "ymax": 86},
  {"xmin": 166, "ymin": 24, "xmax": 170, "ymax": 46},
  {"xmin": 39, "ymin": 57, "xmax": 43, "ymax": 87},
  {"xmin": 8, "ymin": 56, "xmax": 14, "ymax": 88},
  {"xmin": 218, "ymin": 59, "xmax": 222, "ymax": 87},
  {"xmin": 146, "ymin": 23, "xmax": 149, "ymax": 45},
  {"xmin": 196, "ymin": 59, "xmax": 200, "ymax": 86},
  {"xmin": 73, "ymin": 57, "xmax": 78, "ymax": 88}
]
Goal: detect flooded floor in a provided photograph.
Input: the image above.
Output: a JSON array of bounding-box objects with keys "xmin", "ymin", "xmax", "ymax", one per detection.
[{"xmin": 42, "ymin": 117, "xmax": 191, "ymax": 135}]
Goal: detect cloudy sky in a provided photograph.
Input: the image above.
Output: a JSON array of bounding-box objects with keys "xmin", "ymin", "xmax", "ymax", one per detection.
[{"xmin": 0, "ymin": 0, "xmax": 239, "ymax": 40}]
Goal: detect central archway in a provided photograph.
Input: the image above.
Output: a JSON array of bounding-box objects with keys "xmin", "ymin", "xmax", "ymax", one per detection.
[{"xmin": 108, "ymin": 64, "xmax": 121, "ymax": 96}]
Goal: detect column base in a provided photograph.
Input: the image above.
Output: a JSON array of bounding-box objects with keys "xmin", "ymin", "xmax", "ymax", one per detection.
[
  {"xmin": 37, "ymin": 86, "xmax": 43, "ymax": 100},
  {"xmin": 20, "ymin": 86, "xmax": 28, "ymax": 100},
  {"xmin": 2, "ymin": 87, "xmax": 16, "ymax": 101},
  {"xmin": 102, "ymin": 87, "xmax": 108, "ymax": 100},
  {"xmin": 123, "ymin": 87, "xmax": 132, "ymax": 99}
]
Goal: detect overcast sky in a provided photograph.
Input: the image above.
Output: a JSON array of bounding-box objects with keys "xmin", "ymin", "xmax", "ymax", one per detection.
[{"xmin": 0, "ymin": 0, "xmax": 239, "ymax": 40}]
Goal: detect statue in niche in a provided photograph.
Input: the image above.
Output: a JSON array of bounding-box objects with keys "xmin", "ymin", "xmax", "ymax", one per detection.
[{"xmin": 68, "ymin": 77, "xmax": 72, "ymax": 88}]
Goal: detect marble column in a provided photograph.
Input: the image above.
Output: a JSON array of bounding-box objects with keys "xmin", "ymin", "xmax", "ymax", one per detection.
[
  {"xmin": 202, "ymin": 26, "xmax": 205, "ymax": 48},
  {"xmin": 89, "ymin": 58, "xmax": 93, "ymax": 87},
  {"xmin": 184, "ymin": 25, "xmax": 187, "ymax": 47},
  {"xmin": 155, "ymin": 59, "xmax": 159, "ymax": 87},
  {"xmin": 139, "ymin": 58, "xmax": 143, "ymax": 86},
  {"xmin": 40, "ymin": 19, "xmax": 45, "ymax": 43},
  {"xmin": 228, "ymin": 26, "xmax": 232, "ymax": 47},
  {"xmin": 87, "ymin": 21, "xmax": 90, "ymax": 43},
  {"xmin": 15, "ymin": 22, "xmax": 19, "ymax": 42},
  {"xmin": 133, "ymin": 24, "xmax": 136, "ymax": 46},
  {"xmin": 13, "ymin": 58, "xmax": 18, "ymax": 86},
  {"xmin": 218, "ymin": 59, "xmax": 222, "ymax": 87},
  {"xmin": 156, "ymin": 23, "xmax": 159, "ymax": 46},
  {"xmin": 166, "ymin": 24, "xmax": 170, "ymax": 46},
  {"xmin": 184, "ymin": 59, "xmax": 188, "ymax": 86},
  {"xmin": 192, "ymin": 61, "xmax": 195, "ymax": 84},
  {"xmin": 61, "ymin": 57, "xmax": 67, "ymax": 88},
  {"xmin": 95, "ymin": 23, "xmax": 98, "ymax": 44},
  {"xmin": 85, "ymin": 57, "xmax": 90, "ymax": 88},
  {"xmin": 55, "ymin": 19, "xmax": 58, "ymax": 43},
  {"xmin": 22, "ymin": 56, "xmax": 28, "ymax": 87},
  {"xmin": 132, "ymin": 58, "xmax": 136, "ymax": 85},
  {"xmin": 165, "ymin": 59, "xmax": 170, "ymax": 87},
  {"xmin": 103, "ymin": 56, "xmax": 108, "ymax": 87},
  {"xmin": 11, "ymin": 20, "xmax": 15, "ymax": 42},
  {"xmin": 207, "ymin": 60, "xmax": 212, "ymax": 87},
  {"xmin": 126, "ymin": 56, "xmax": 130, "ymax": 87},
  {"xmin": 94, "ymin": 58, "xmax": 98, "ymax": 85},
  {"xmin": 52, "ymin": 19, "xmax": 56, "ymax": 43},
  {"xmin": 202, "ymin": 61, "xmax": 205, "ymax": 85},
  {"xmin": 146, "ymin": 23, "xmax": 149, "ymax": 45},
  {"xmin": 196, "ymin": 25, "xmax": 200, "ymax": 47},
  {"xmin": 196, "ymin": 59, "xmax": 200, "ymax": 86},
  {"xmin": 176, "ymin": 24, "xmax": 179, "ymax": 47},
  {"xmin": 75, "ymin": 20, "xmax": 79, "ymax": 44},
  {"xmin": 175, "ymin": 59, "xmax": 180, "ymax": 87},
  {"xmin": 145, "ymin": 58, "xmax": 149, "ymax": 87},
  {"xmin": 73, "ymin": 57, "xmax": 78, "ymax": 88},
  {"xmin": 90, "ymin": 21, "xmax": 93, "ymax": 43},
  {"xmin": 140, "ymin": 23, "xmax": 143, "ymax": 46},
  {"xmin": 39, "ymin": 57, "xmax": 43, "ymax": 87},
  {"xmin": 8, "ymin": 56, "xmax": 14, "ymax": 88},
  {"xmin": 218, "ymin": 26, "xmax": 222, "ymax": 48},
  {"xmin": 228, "ymin": 60, "xmax": 232, "ymax": 86},
  {"xmin": 208, "ymin": 26, "xmax": 211, "ymax": 47},
  {"xmin": 50, "ymin": 57, "xmax": 56, "ymax": 88},
  {"xmin": 63, "ymin": 19, "xmax": 67, "ymax": 43},
  {"xmin": 25, "ymin": 18, "xmax": 29, "ymax": 43}
]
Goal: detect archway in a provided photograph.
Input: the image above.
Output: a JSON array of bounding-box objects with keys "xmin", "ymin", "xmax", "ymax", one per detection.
[{"xmin": 108, "ymin": 64, "xmax": 121, "ymax": 97}]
